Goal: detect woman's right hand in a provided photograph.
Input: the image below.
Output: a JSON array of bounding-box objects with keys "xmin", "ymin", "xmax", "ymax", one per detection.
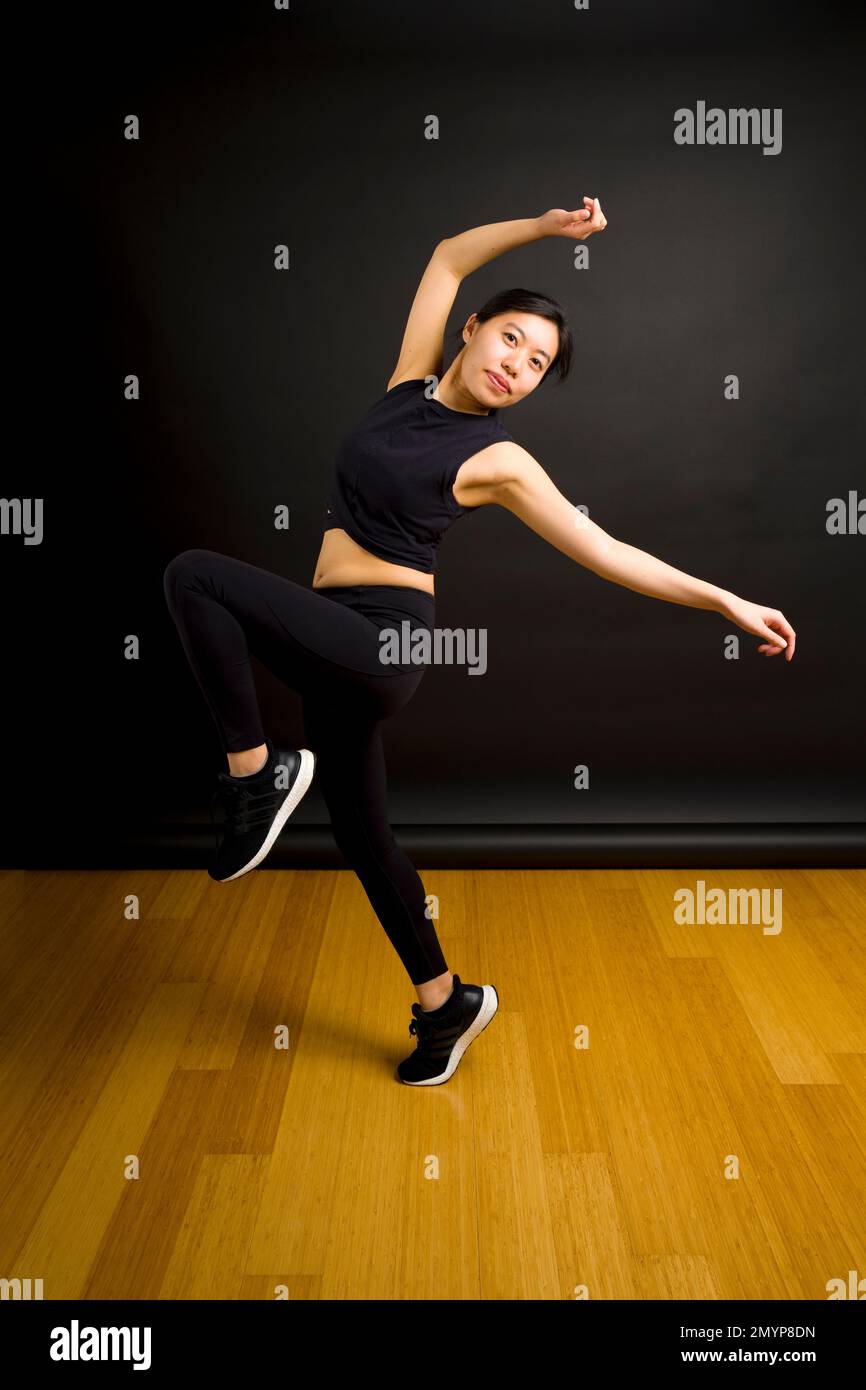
[
  {"xmin": 537, "ymin": 198, "xmax": 608, "ymax": 241},
  {"xmin": 721, "ymin": 594, "xmax": 797, "ymax": 661}
]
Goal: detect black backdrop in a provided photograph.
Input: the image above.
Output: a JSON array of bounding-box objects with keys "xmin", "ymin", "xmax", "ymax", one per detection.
[{"xmin": 4, "ymin": 0, "xmax": 865, "ymax": 865}]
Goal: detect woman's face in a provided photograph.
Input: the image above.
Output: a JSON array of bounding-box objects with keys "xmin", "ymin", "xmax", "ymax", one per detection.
[{"xmin": 460, "ymin": 311, "xmax": 560, "ymax": 407}]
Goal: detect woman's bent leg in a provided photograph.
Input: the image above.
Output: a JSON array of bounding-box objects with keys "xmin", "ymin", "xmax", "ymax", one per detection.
[
  {"xmin": 302, "ymin": 688, "xmax": 448, "ymax": 987},
  {"xmin": 162, "ymin": 548, "xmax": 405, "ymax": 754}
]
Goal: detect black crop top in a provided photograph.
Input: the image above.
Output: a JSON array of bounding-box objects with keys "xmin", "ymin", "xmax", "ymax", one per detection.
[{"xmin": 322, "ymin": 377, "xmax": 514, "ymax": 574}]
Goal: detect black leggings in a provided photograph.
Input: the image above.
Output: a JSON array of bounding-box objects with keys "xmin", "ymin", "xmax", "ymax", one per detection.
[{"xmin": 162, "ymin": 548, "xmax": 447, "ymax": 986}]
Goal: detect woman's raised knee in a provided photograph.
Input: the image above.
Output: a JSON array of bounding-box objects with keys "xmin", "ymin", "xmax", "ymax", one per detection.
[{"xmin": 163, "ymin": 548, "xmax": 218, "ymax": 599}]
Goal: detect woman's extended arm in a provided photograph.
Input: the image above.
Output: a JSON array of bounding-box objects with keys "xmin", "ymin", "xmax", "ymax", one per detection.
[
  {"xmin": 495, "ymin": 444, "xmax": 797, "ymax": 661},
  {"xmin": 437, "ymin": 201, "xmax": 607, "ymax": 279}
]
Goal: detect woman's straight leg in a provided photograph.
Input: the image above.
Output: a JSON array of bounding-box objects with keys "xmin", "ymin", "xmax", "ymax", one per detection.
[{"xmin": 301, "ymin": 687, "xmax": 449, "ymax": 988}]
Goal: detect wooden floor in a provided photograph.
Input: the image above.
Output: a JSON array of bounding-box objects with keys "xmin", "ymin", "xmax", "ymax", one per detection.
[{"xmin": 1, "ymin": 865, "xmax": 864, "ymax": 1300}]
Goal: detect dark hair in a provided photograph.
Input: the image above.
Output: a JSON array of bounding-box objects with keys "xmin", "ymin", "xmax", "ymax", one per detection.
[{"xmin": 445, "ymin": 287, "xmax": 573, "ymax": 386}]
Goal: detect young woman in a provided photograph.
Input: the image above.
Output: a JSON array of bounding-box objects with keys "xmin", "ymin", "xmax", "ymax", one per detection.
[{"xmin": 163, "ymin": 197, "xmax": 796, "ymax": 1087}]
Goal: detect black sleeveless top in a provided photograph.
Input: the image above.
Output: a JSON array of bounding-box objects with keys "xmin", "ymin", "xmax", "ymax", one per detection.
[{"xmin": 322, "ymin": 377, "xmax": 514, "ymax": 574}]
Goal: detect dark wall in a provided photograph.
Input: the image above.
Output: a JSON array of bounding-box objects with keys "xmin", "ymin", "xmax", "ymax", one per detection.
[{"xmin": 5, "ymin": 0, "xmax": 865, "ymax": 857}]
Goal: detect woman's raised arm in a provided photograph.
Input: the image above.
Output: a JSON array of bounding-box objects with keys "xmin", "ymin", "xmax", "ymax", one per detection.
[
  {"xmin": 387, "ymin": 200, "xmax": 607, "ymax": 388},
  {"xmin": 437, "ymin": 200, "xmax": 607, "ymax": 279}
]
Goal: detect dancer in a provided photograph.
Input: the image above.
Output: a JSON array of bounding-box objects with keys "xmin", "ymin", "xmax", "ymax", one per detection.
[{"xmin": 163, "ymin": 198, "xmax": 796, "ymax": 1086}]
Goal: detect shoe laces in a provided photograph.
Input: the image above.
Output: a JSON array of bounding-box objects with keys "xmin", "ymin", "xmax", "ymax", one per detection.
[
  {"xmin": 408, "ymin": 979, "xmax": 461, "ymax": 1045},
  {"xmin": 408, "ymin": 1014, "xmax": 434, "ymax": 1045},
  {"xmin": 209, "ymin": 773, "xmax": 282, "ymax": 852}
]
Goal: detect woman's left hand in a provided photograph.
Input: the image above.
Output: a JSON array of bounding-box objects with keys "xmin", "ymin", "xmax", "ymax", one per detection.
[
  {"xmin": 537, "ymin": 198, "xmax": 608, "ymax": 241},
  {"xmin": 721, "ymin": 594, "xmax": 797, "ymax": 661}
]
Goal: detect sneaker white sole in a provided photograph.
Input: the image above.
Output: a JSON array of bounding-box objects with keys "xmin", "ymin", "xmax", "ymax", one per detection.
[
  {"xmin": 400, "ymin": 984, "xmax": 499, "ymax": 1086},
  {"xmin": 216, "ymin": 747, "xmax": 316, "ymax": 882}
]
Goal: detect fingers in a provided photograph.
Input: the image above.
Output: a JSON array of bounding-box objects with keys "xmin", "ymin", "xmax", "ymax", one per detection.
[
  {"xmin": 766, "ymin": 612, "xmax": 797, "ymax": 662},
  {"xmin": 778, "ymin": 615, "xmax": 796, "ymax": 661},
  {"xmin": 755, "ymin": 606, "xmax": 797, "ymax": 661},
  {"xmin": 759, "ymin": 613, "xmax": 797, "ymax": 662},
  {"xmin": 579, "ymin": 196, "xmax": 607, "ymax": 234}
]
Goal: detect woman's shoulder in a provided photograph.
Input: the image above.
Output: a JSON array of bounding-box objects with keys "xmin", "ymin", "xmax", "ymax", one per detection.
[{"xmin": 385, "ymin": 375, "xmax": 426, "ymax": 394}]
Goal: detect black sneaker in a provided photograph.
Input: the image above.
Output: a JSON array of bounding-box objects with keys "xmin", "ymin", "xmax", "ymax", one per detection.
[
  {"xmin": 208, "ymin": 739, "xmax": 316, "ymax": 882},
  {"xmin": 396, "ymin": 975, "xmax": 499, "ymax": 1085}
]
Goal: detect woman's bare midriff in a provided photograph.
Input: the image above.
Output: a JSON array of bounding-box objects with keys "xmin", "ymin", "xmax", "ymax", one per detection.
[{"xmin": 311, "ymin": 527, "xmax": 435, "ymax": 597}]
